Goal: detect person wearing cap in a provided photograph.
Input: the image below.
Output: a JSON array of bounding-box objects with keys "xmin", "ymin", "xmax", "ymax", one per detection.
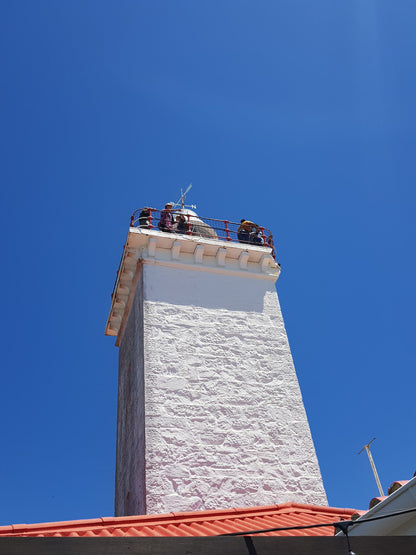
[{"xmin": 158, "ymin": 202, "xmax": 174, "ymax": 232}]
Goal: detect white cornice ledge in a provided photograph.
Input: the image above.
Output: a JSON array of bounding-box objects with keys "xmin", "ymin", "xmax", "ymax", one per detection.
[{"xmin": 105, "ymin": 228, "xmax": 280, "ymax": 338}]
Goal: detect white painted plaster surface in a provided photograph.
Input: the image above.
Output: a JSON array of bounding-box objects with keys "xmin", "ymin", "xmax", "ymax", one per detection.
[{"xmin": 115, "ymin": 260, "xmax": 327, "ymax": 516}]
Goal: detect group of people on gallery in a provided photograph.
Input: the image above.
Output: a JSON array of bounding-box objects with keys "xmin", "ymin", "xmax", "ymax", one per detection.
[{"xmin": 138, "ymin": 203, "xmax": 265, "ymax": 246}]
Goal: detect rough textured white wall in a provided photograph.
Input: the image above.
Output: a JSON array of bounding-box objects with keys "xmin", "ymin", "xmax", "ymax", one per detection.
[
  {"xmin": 115, "ymin": 271, "xmax": 147, "ymax": 516},
  {"xmin": 116, "ymin": 263, "xmax": 327, "ymax": 515}
]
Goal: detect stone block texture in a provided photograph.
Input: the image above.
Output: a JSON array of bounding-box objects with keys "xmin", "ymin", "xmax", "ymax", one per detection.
[{"xmin": 115, "ymin": 264, "xmax": 327, "ymax": 516}]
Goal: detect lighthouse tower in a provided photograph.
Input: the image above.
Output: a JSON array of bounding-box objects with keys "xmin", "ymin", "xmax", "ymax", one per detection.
[{"xmin": 105, "ymin": 208, "xmax": 327, "ymax": 516}]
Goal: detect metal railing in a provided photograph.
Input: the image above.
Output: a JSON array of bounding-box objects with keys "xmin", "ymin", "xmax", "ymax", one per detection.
[{"xmin": 130, "ymin": 208, "xmax": 276, "ymax": 259}]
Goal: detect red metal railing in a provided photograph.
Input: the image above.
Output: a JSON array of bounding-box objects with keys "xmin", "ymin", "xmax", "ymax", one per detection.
[{"xmin": 130, "ymin": 208, "xmax": 276, "ymax": 259}]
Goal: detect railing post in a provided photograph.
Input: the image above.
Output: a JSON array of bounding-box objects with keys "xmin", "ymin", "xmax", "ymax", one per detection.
[
  {"xmin": 224, "ymin": 220, "xmax": 231, "ymax": 241},
  {"xmin": 130, "ymin": 213, "xmax": 134, "ymax": 227},
  {"xmin": 186, "ymin": 214, "xmax": 192, "ymax": 235},
  {"xmin": 267, "ymin": 234, "xmax": 276, "ymax": 259},
  {"xmin": 148, "ymin": 209, "xmax": 153, "ymax": 230}
]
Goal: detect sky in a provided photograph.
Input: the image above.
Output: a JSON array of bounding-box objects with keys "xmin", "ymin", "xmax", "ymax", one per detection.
[{"xmin": 1, "ymin": 0, "xmax": 416, "ymax": 526}]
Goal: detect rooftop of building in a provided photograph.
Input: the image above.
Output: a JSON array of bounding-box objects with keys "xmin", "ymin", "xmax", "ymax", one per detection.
[
  {"xmin": 0, "ymin": 503, "xmax": 357, "ymax": 538},
  {"xmin": 3, "ymin": 476, "xmax": 416, "ymax": 538},
  {"xmin": 131, "ymin": 206, "xmax": 276, "ymax": 257},
  {"xmin": 105, "ymin": 206, "xmax": 281, "ymax": 339}
]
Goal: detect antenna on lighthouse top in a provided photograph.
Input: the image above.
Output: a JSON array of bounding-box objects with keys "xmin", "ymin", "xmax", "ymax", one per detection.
[
  {"xmin": 359, "ymin": 437, "xmax": 385, "ymax": 496},
  {"xmin": 175, "ymin": 183, "xmax": 196, "ymax": 210}
]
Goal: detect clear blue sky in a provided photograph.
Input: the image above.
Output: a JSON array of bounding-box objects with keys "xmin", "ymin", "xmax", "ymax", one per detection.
[{"xmin": 1, "ymin": 0, "xmax": 416, "ymax": 526}]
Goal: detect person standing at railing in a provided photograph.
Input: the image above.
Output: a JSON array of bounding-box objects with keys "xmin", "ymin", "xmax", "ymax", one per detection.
[
  {"xmin": 238, "ymin": 219, "xmax": 262, "ymax": 245},
  {"xmin": 250, "ymin": 227, "xmax": 263, "ymax": 245},
  {"xmin": 174, "ymin": 214, "xmax": 188, "ymax": 234},
  {"xmin": 139, "ymin": 208, "xmax": 151, "ymax": 229},
  {"xmin": 158, "ymin": 202, "xmax": 174, "ymax": 232}
]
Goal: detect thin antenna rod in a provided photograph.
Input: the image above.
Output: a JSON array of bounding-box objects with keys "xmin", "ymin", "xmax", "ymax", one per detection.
[
  {"xmin": 174, "ymin": 183, "xmax": 194, "ymax": 210},
  {"xmin": 182, "ymin": 183, "xmax": 192, "ymax": 208},
  {"xmin": 358, "ymin": 438, "xmax": 385, "ymax": 496}
]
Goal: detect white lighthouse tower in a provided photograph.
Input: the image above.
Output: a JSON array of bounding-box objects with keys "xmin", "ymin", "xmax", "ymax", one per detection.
[{"xmin": 105, "ymin": 207, "xmax": 327, "ymax": 516}]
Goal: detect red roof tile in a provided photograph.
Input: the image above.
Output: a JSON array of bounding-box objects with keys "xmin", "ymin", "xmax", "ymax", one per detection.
[
  {"xmin": 0, "ymin": 503, "xmax": 358, "ymax": 537},
  {"xmin": 387, "ymin": 480, "xmax": 409, "ymax": 495}
]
